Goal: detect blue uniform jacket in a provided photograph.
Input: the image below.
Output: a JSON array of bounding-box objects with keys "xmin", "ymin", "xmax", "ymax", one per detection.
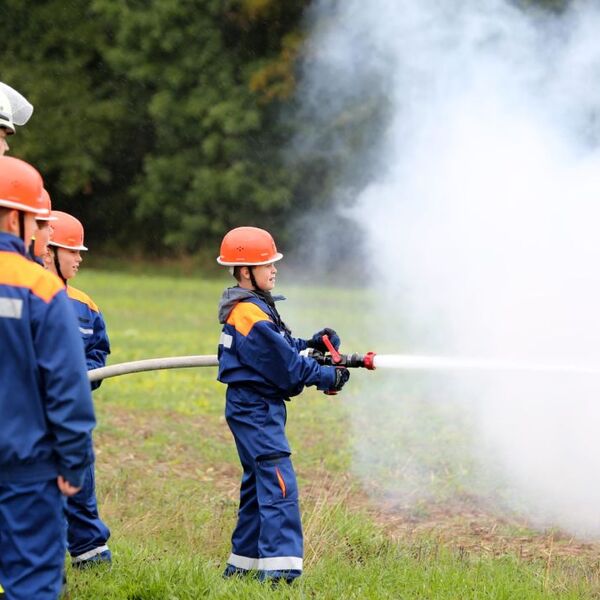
[
  {"xmin": 66, "ymin": 285, "xmax": 110, "ymax": 391},
  {"xmin": 217, "ymin": 286, "xmax": 336, "ymax": 397},
  {"xmin": 0, "ymin": 233, "xmax": 96, "ymax": 487}
]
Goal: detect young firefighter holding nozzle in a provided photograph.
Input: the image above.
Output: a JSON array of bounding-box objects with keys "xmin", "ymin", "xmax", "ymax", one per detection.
[
  {"xmin": 0, "ymin": 156, "xmax": 96, "ymax": 600},
  {"xmin": 216, "ymin": 226, "xmax": 351, "ymax": 584}
]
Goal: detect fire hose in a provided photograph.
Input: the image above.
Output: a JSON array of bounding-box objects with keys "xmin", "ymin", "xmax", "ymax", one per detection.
[
  {"xmin": 87, "ymin": 335, "xmax": 377, "ymax": 385},
  {"xmin": 88, "ymin": 355, "xmax": 219, "ymax": 383}
]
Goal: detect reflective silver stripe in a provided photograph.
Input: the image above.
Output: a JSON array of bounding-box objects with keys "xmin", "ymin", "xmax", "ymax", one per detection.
[
  {"xmin": 72, "ymin": 545, "xmax": 109, "ymax": 563},
  {"xmin": 228, "ymin": 553, "xmax": 258, "ymax": 570},
  {"xmin": 227, "ymin": 553, "xmax": 303, "ymax": 571},
  {"xmin": 258, "ymin": 556, "xmax": 303, "ymax": 571},
  {"xmin": 220, "ymin": 332, "xmax": 233, "ymax": 348},
  {"xmin": 0, "ymin": 297, "xmax": 22, "ymax": 319},
  {"xmin": 78, "ymin": 327, "xmax": 94, "ymax": 335}
]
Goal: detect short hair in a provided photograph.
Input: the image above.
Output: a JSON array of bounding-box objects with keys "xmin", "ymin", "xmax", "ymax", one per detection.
[{"xmin": 233, "ymin": 266, "xmax": 243, "ymax": 282}]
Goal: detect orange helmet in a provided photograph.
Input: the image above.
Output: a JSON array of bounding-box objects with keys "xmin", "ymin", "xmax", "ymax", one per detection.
[
  {"xmin": 0, "ymin": 156, "xmax": 47, "ymax": 216},
  {"xmin": 217, "ymin": 226, "xmax": 283, "ymax": 266},
  {"xmin": 35, "ymin": 189, "xmax": 58, "ymax": 222},
  {"xmin": 48, "ymin": 211, "xmax": 88, "ymax": 251}
]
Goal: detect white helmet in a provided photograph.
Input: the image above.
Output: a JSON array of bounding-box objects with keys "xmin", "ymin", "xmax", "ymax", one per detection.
[{"xmin": 0, "ymin": 82, "xmax": 33, "ymax": 135}]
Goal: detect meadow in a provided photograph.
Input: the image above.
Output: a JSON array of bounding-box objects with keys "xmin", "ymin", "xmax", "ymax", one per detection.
[{"xmin": 67, "ymin": 269, "xmax": 600, "ymax": 599}]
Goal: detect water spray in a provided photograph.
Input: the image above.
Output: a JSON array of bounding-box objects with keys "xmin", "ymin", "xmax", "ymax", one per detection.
[{"xmin": 372, "ymin": 354, "xmax": 600, "ymax": 376}]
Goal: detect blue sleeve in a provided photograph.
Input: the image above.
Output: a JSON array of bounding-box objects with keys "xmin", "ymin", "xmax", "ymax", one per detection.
[
  {"xmin": 87, "ymin": 309, "xmax": 110, "ymax": 390},
  {"xmin": 33, "ymin": 291, "xmax": 96, "ymax": 487},
  {"xmin": 293, "ymin": 337, "xmax": 309, "ymax": 352},
  {"xmin": 238, "ymin": 320, "xmax": 336, "ymax": 396}
]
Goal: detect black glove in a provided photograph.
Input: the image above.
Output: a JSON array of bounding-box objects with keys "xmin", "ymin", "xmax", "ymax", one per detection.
[
  {"xmin": 307, "ymin": 328, "xmax": 341, "ymax": 352},
  {"xmin": 331, "ymin": 367, "xmax": 350, "ymax": 391}
]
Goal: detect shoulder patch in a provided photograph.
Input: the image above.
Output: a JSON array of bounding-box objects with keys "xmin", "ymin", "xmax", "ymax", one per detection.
[
  {"xmin": 227, "ymin": 301, "xmax": 270, "ymax": 337},
  {"xmin": 67, "ymin": 285, "xmax": 99, "ymax": 312},
  {"xmin": 0, "ymin": 251, "xmax": 64, "ymax": 303}
]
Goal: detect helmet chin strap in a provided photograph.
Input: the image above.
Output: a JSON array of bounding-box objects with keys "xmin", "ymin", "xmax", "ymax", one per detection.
[
  {"xmin": 249, "ymin": 267, "xmax": 261, "ymax": 291},
  {"xmin": 18, "ymin": 210, "xmax": 25, "ymax": 243},
  {"xmin": 27, "ymin": 236, "xmax": 36, "ymax": 260},
  {"xmin": 51, "ymin": 247, "xmax": 67, "ymax": 284}
]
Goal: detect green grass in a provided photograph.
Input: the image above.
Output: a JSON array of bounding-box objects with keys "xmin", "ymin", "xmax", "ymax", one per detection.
[{"xmin": 64, "ymin": 269, "xmax": 600, "ymax": 599}]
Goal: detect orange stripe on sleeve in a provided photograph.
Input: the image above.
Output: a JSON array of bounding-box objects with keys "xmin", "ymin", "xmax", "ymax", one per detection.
[
  {"xmin": 0, "ymin": 252, "xmax": 64, "ymax": 303},
  {"xmin": 226, "ymin": 302, "xmax": 270, "ymax": 337},
  {"xmin": 67, "ymin": 285, "xmax": 99, "ymax": 312}
]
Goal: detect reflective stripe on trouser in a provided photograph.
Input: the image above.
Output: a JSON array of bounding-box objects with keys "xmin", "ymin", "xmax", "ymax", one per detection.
[
  {"xmin": 227, "ymin": 454, "xmax": 303, "ymax": 577},
  {"xmin": 71, "ymin": 545, "xmax": 109, "ymax": 564},
  {"xmin": 0, "ymin": 480, "xmax": 66, "ymax": 600},
  {"xmin": 65, "ymin": 463, "xmax": 110, "ymax": 557},
  {"xmin": 228, "ymin": 553, "xmax": 303, "ymax": 571}
]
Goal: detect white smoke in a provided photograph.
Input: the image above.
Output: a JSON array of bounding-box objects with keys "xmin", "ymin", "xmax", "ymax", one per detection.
[{"xmin": 298, "ymin": 0, "xmax": 600, "ymax": 536}]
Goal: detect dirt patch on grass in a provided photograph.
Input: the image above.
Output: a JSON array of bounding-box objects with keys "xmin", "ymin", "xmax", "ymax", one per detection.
[
  {"xmin": 300, "ymin": 468, "xmax": 600, "ymax": 562},
  {"xmin": 95, "ymin": 405, "xmax": 240, "ymax": 501},
  {"xmin": 373, "ymin": 496, "xmax": 600, "ymax": 561}
]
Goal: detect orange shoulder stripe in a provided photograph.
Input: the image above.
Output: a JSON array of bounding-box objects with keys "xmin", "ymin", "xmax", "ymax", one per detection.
[
  {"xmin": 0, "ymin": 251, "xmax": 64, "ymax": 303},
  {"xmin": 226, "ymin": 302, "xmax": 270, "ymax": 337},
  {"xmin": 67, "ymin": 285, "xmax": 99, "ymax": 312}
]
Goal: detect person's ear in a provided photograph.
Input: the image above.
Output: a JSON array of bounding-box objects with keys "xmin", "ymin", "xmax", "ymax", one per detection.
[
  {"xmin": 43, "ymin": 247, "xmax": 55, "ymax": 267},
  {"xmin": 3, "ymin": 209, "xmax": 19, "ymax": 235},
  {"xmin": 240, "ymin": 266, "xmax": 251, "ymax": 281}
]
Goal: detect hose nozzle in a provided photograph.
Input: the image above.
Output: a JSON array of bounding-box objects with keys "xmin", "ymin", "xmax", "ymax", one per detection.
[{"xmin": 301, "ymin": 345, "xmax": 377, "ymax": 370}]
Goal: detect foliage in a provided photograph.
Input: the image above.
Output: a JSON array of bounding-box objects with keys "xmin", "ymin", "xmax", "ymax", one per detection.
[
  {"xmin": 92, "ymin": 0, "xmax": 302, "ymax": 252},
  {"xmin": 1, "ymin": 0, "xmax": 309, "ymax": 254}
]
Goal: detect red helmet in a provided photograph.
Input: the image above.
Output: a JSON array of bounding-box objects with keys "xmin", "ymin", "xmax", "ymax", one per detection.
[
  {"xmin": 48, "ymin": 211, "xmax": 88, "ymax": 251},
  {"xmin": 217, "ymin": 226, "xmax": 283, "ymax": 266},
  {"xmin": 0, "ymin": 156, "xmax": 47, "ymax": 216},
  {"xmin": 35, "ymin": 189, "xmax": 58, "ymax": 222}
]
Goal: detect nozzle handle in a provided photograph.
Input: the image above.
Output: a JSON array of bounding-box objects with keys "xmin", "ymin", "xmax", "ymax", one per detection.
[{"xmin": 322, "ymin": 334, "xmax": 342, "ymax": 364}]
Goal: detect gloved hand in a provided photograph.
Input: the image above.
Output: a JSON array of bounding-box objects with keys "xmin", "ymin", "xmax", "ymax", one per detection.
[
  {"xmin": 331, "ymin": 367, "xmax": 350, "ymax": 392},
  {"xmin": 307, "ymin": 327, "xmax": 341, "ymax": 352}
]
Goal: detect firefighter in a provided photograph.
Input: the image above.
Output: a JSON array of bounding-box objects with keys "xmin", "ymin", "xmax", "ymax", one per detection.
[
  {"xmin": 42, "ymin": 210, "xmax": 112, "ymax": 567},
  {"xmin": 0, "ymin": 82, "xmax": 34, "ymax": 156},
  {"xmin": 216, "ymin": 226, "xmax": 350, "ymax": 583},
  {"xmin": 0, "ymin": 156, "xmax": 96, "ymax": 599}
]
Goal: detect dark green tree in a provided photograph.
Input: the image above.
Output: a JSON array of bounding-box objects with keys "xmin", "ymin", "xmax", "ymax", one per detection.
[
  {"xmin": 1, "ymin": 0, "xmax": 310, "ymax": 256},
  {"xmin": 1, "ymin": 0, "xmax": 149, "ymax": 251},
  {"xmin": 93, "ymin": 0, "xmax": 309, "ymax": 254}
]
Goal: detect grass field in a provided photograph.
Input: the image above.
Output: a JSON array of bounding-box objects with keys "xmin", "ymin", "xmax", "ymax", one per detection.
[{"xmin": 66, "ymin": 269, "xmax": 600, "ymax": 599}]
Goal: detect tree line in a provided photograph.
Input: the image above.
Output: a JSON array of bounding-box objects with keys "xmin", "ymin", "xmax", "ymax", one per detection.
[
  {"xmin": 2, "ymin": 0, "xmax": 563, "ymax": 263},
  {"xmin": 2, "ymin": 0, "xmax": 320, "ymax": 259}
]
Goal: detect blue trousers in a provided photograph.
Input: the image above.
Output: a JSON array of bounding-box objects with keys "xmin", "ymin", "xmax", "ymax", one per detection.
[
  {"xmin": 225, "ymin": 387, "xmax": 303, "ymax": 580},
  {"xmin": 65, "ymin": 463, "xmax": 110, "ymax": 560},
  {"xmin": 0, "ymin": 479, "xmax": 65, "ymax": 600}
]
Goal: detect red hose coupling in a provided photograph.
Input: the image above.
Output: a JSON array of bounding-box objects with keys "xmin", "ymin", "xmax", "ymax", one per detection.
[{"xmin": 363, "ymin": 352, "xmax": 376, "ymax": 370}]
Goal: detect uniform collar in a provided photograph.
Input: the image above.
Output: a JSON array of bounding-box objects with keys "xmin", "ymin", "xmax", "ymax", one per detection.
[{"xmin": 0, "ymin": 231, "xmax": 26, "ymax": 255}]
